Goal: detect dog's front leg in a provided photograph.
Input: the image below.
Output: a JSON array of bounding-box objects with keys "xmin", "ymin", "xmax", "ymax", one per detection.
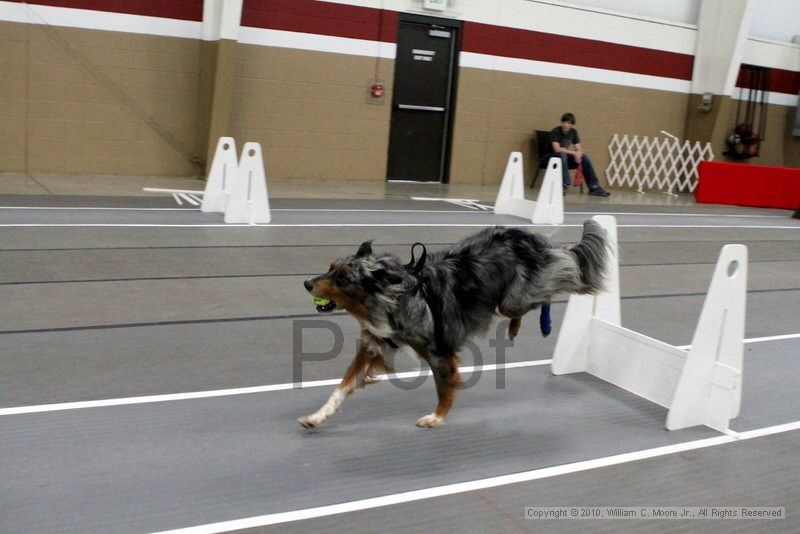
[
  {"xmin": 416, "ymin": 355, "xmax": 461, "ymax": 428},
  {"xmin": 298, "ymin": 334, "xmax": 388, "ymax": 428}
]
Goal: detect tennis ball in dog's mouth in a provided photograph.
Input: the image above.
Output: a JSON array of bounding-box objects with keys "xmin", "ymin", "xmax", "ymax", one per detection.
[
  {"xmin": 309, "ymin": 296, "xmax": 331, "ymax": 307},
  {"xmin": 309, "ymin": 295, "xmax": 337, "ymax": 313}
]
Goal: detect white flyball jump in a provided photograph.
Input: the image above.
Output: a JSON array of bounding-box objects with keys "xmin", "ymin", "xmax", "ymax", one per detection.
[
  {"xmin": 201, "ymin": 137, "xmax": 238, "ymax": 214},
  {"xmin": 551, "ymin": 215, "xmax": 748, "ymax": 432},
  {"xmin": 199, "ymin": 137, "xmax": 271, "ymax": 224},
  {"xmin": 146, "ymin": 137, "xmax": 271, "ymax": 224},
  {"xmin": 493, "ymin": 152, "xmax": 563, "ymax": 225},
  {"xmin": 223, "ymin": 142, "xmax": 271, "ymax": 224}
]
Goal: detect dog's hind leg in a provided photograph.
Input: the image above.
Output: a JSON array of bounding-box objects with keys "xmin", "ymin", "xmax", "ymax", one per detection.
[
  {"xmin": 298, "ymin": 333, "xmax": 389, "ymax": 428},
  {"xmin": 507, "ymin": 317, "xmax": 522, "ymax": 340},
  {"xmin": 416, "ymin": 355, "xmax": 461, "ymax": 428},
  {"xmin": 501, "ymin": 291, "xmax": 547, "ymax": 340},
  {"xmin": 363, "ymin": 354, "xmax": 394, "ymax": 385},
  {"xmin": 499, "ymin": 304, "xmax": 524, "ymax": 340}
]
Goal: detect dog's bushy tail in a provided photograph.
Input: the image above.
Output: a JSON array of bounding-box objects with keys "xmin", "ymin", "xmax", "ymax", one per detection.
[{"xmin": 568, "ymin": 219, "xmax": 609, "ymax": 294}]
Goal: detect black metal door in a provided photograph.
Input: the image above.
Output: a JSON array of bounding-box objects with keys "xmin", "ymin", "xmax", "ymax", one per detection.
[{"xmin": 387, "ymin": 16, "xmax": 459, "ymax": 182}]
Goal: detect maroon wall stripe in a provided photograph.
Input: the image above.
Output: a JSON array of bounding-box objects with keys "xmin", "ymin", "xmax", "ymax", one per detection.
[
  {"xmin": 8, "ymin": 0, "xmax": 203, "ymax": 21},
  {"xmin": 13, "ymin": 0, "xmax": 799, "ymax": 92},
  {"xmin": 242, "ymin": 0, "xmax": 397, "ymax": 43},
  {"xmin": 736, "ymin": 66, "xmax": 800, "ymax": 96},
  {"xmin": 242, "ymin": 1, "xmax": 692, "ymax": 80},
  {"xmin": 462, "ymin": 21, "xmax": 694, "ymax": 80}
]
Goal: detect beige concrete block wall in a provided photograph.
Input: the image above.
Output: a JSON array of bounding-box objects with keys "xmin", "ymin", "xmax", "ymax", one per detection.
[
  {"xmin": 229, "ymin": 45, "xmax": 394, "ymax": 182},
  {"xmin": 0, "ymin": 21, "xmax": 201, "ymax": 177},
  {"xmin": 3, "ymin": 18, "xmax": 794, "ymax": 184},
  {"xmin": 0, "ymin": 22, "xmax": 27, "ymax": 172},
  {"xmin": 450, "ymin": 67, "xmax": 690, "ymax": 186}
]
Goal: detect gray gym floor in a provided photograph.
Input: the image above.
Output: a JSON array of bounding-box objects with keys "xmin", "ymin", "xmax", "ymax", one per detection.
[{"xmin": 1, "ymin": 194, "xmax": 798, "ymax": 533}]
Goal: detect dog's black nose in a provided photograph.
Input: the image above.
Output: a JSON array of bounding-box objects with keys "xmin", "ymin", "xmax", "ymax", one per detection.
[{"xmin": 303, "ymin": 279, "xmax": 313, "ymax": 292}]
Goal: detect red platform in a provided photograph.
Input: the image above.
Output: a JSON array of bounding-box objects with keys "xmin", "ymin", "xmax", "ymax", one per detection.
[{"xmin": 695, "ymin": 161, "xmax": 800, "ymax": 210}]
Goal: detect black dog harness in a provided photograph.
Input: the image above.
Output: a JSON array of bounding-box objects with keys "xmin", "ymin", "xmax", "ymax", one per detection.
[
  {"xmin": 404, "ymin": 242, "xmax": 428, "ymax": 274},
  {"xmin": 380, "ymin": 241, "xmax": 552, "ymax": 349},
  {"xmin": 381, "ymin": 242, "xmax": 429, "ymax": 350}
]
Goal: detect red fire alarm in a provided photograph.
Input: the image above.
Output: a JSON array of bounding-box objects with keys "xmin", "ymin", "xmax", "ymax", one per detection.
[{"xmin": 366, "ymin": 78, "xmax": 385, "ymax": 104}]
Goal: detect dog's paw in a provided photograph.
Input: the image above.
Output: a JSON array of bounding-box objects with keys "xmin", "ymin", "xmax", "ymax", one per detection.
[
  {"xmin": 415, "ymin": 413, "xmax": 444, "ymax": 428},
  {"xmin": 298, "ymin": 414, "xmax": 325, "ymax": 428}
]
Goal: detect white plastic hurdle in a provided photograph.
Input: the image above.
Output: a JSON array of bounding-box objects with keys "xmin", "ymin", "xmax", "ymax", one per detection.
[
  {"xmin": 551, "ymin": 215, "xmax": 747, "ymax": 432},
  {"xmin": 145, "ymin": 137, "xmax": 271, "ymax": 224},
  {"xmin": 201, "ymin": 136, "xmax": 238, "ymax": 214},
  {"xmin": 224, "ymin": 142, "xmax": 271, "ymax": 224},
  {"xmin": 493, "ymin": 152, "xmax": 563, "ymax": 225}
]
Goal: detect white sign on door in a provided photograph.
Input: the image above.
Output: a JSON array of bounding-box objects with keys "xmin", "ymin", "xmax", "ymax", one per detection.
[
  {"xmin": 413, "ymin": 49, "xmax": 435, "ymax": 62},
  {"xmin": 424, "ymin": 0, "xmax": 447, "ymax": 12}
]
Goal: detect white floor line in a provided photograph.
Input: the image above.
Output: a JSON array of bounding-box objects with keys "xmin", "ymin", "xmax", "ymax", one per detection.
[
  {"xmin": 1, "ymin": 223, "xmax": 799, "ymax": 229},
  {"xmin": 0, "ymin": 360, "xmax": 551, "ymax": 416},
  {"xmin": 0, "ymin": 208, "xmax": 790, "ymax": 219},
  {"xmin": 0, "ymin": 224, "xmax": 256, "ymax": 228},
  {"xmin": 741, "ymin": 332, "xmax": 800, "ymax": 344},
  {"xmin": 155, "ymin": 420, "xmax": 800, "ymax": 534},
  {"xmin": 0, "ymin": 206, "xmax": 195, "ymax": 211},
  {"xmin": 0, "ymin": 207, "xmax": 489, "ymax": 214},
  {"xmin": 1, "ymin": 332, "xmax": 796, "ymax": 417},
  {"xmin": 275, "ymin": 208, "xmax": 493, "ymax": 213},
  {"xmin": 570, "ymin": 211, "xmax": 790, "ymax": 219},
  {"xmin": 674, "ymin": 332, "xmax": 800, "ymax": 351},
  {"xmin": 603, "ymin": 225, "xmax": 800, "ymax": 229}
]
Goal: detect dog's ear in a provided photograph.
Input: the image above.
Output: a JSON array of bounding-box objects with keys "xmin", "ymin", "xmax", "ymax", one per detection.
[
  {"xmin": 355, "ymin": 240, "xmax": 373, "ymax": 258},
  {"xmin": 371, "ymin": 267, "xmax": 402, "ymax": 286}
]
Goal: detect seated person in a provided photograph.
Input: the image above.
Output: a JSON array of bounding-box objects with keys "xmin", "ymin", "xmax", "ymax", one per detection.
[{"xmin": 550, "ymin": 113, "xmax": 610, "ymax": 197}]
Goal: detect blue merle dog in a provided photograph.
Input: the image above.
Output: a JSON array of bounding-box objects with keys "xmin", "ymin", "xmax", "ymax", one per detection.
[{"xmin": 301, "ymin": 220, "xmax": 609, "ymax": 428}]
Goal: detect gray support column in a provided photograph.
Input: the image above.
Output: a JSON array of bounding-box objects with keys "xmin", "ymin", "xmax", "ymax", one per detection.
[{"xmin": 684, "ymin": 0, "xmax": 755, "ymax": 147}]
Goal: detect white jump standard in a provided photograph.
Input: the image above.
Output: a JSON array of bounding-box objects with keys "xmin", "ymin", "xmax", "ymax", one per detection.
[
  {"xmin": 224, "ymin": 142, "xmax": 271, "ymax": 224},
  {"xmin": 493, "ymin": 152, "xmax": 564, "ymax": 225},
  {"xmin": 201, "ymin": 136, "xmax": 239, "ymax": 214},
  {"xmin": 551, "ymin": 215, "xmax": 747, "ymax": 432},
  {"xmin": 143, "ymin": 136, "xmax": 271, "ymax": 224}
]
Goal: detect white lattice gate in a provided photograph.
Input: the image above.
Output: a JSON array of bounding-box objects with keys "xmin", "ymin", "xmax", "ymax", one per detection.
[{"xmin": 606, "ymin": 133, "xmax": 714, "ymax": 194}]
